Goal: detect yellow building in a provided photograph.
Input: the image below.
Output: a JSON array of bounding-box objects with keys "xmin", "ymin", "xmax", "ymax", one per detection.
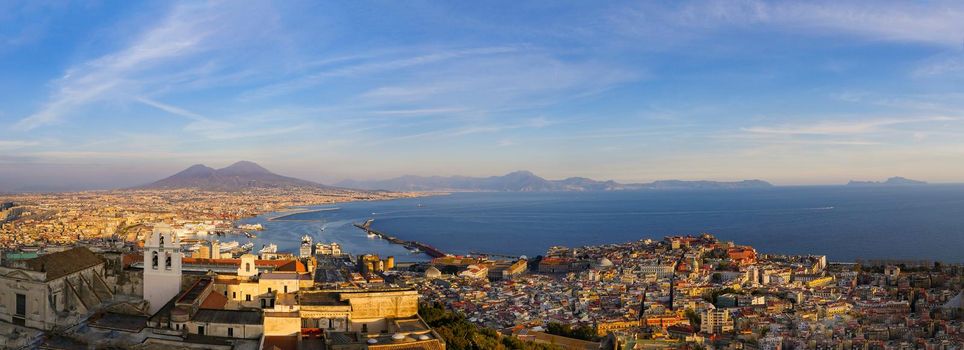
[{"xmin": 262, "ymin": 288, "xmax": 446, "ymax": 350}]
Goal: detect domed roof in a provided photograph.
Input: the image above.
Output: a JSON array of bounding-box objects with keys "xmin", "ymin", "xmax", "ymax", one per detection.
[
  {"xmin": 425, "ymin": 266, "xmax": 442, "ymax": 278},
  {"xmin": 594, "ymin": 257, "xmax": 614, "ymax": 268}
]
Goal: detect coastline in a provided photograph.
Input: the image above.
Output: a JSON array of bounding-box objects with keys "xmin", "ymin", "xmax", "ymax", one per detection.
[
  {"xmin": 267, "ymin": 207, "xmax": 342, "ymax": 221},
  {"xmin": 252, "ymin": 191, "xmax": 448, "ymax": 222},
  {"xmin": 239, "ymin": 191, "xmax": 449, "ymax": 226}
]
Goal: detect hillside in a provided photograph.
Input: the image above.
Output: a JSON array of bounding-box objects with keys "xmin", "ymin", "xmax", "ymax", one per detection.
[{"xmin": 134, "ymin": 161, "xmax": 343, "ymax": 192}]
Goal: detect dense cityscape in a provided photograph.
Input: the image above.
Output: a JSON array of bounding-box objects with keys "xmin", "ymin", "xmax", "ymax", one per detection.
[
  {"xmin": 4, "ymin": 1, "xmax": 964, "ymax": 349},
  {"xmin": 0, "ymin": 188, "xmax": 961, "ymax": 350},
  {"xmin": 0, "ymin": 188, "xmax": 418, "ymax": 248}
]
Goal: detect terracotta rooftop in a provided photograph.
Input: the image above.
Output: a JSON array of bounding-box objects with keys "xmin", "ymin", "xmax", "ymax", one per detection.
[
  {"xmin": 274, "ymin": 260, "xmax": 307, "ymax": 272},
  {"xmin": 200, "ymin": 290, "xmax": 228, "ymax": 309}
]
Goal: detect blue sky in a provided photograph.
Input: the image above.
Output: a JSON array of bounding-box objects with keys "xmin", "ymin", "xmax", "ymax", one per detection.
[{"xmin": 2, "ymin": 0, "xmax": 964, "ymax": 190}]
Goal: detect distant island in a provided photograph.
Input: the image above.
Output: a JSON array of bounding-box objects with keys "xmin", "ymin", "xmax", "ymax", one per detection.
[
  {"xmin": 847, "ymin": 176, "xmax": 927, "ymax": 186},
  {"xmin": 336, "ymin": 170, "xmax": 773, "ymax": 192}
]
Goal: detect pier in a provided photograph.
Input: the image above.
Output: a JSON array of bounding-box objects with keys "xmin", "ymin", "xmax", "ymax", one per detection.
[{"xmin": 352, "ymin": 222, "xmax": 448, "ymax": 258}]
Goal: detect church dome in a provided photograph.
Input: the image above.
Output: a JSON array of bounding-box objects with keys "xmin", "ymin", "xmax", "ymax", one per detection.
[
  {"xmin": 594, "ymin": 257, "xmax": 614, "ymax": 269},
  {"xmin": 425, "ymin": 266, "xmax": 442, "ymax": 279}
]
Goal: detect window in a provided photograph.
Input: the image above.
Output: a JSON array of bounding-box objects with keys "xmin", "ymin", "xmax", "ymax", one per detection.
[
  {"xmin": 14, "ymin": 294, "xmax": 26, "ymax": 326},
  {"xmin": 15, "ymin": 294, "xmax": 26, "ymax": 316},
  {"xmin": 227, "ymin": 328, "xmax": 234, "ymax": 337},
  {"xmin": 267, "ymin": 287, "xmax": 272, "ymax": 293},
  {"xmin": 233, "ymin": 292, "xmax": 237, "ymax": 298},
  {"xmin": 165, "ymin": 253, "xmax": 172, "ymax": 270},
  {"xmin": 245, "ymin": 262, "xmax": 251, "ymax": 273},
  {"xmin": 159, "ymin": 235, "xmax": 164, "ymax": 246},
  {"xmin": 261, "ymin": 299, "xmax": 266, "ymax": 308},
  {"xmin": 197, "ymin": 326, "xmax": 205, "ymax": 335},
  {"xmin": 224, "ymin": 291, "xmax": 227, "ymax": 296},
  {"xmin": 246, "ymin": 294, "xmax": 251, "ymax": 301},
  {"xmin": 152, "ymin": 252, "xmax": 159, "ymax": 269},
  {"xmin": 283, "ymin": 285, "xmax": 288, "ymax": 293}
]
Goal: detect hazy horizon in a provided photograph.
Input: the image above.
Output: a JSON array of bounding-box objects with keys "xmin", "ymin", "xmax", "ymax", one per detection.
[
  {"xmin": 0, "ymin": 159, "xmax": 945, "ymax": 192},
  {"xmin": 3, "ymin": 1, "xmax": 964, "ymax": 191}
]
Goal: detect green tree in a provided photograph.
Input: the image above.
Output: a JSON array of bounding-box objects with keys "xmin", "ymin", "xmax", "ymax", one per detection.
[{"xmin": 419, "ymin": 303, "xmax": 561, "ymax": 350}]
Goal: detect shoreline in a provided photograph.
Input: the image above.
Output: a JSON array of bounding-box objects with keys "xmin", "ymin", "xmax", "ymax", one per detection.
[
  {"xmin": 252, "ymin": 191, "xmax": 448, "ymax": 222},
  {"xmin": 267, "ymin": 207, "xmax": 341, "ymax": 221}
]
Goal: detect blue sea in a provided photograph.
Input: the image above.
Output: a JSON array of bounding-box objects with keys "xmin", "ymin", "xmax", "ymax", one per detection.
[{"xmin": 234, "ymin": 186, "xmax": 964, "ymax": 263}]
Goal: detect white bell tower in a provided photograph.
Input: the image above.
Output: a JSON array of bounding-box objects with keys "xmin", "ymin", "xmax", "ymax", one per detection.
[{"xmin": 144, "ymin": 223, "xmax": 183, "ymax": 315}]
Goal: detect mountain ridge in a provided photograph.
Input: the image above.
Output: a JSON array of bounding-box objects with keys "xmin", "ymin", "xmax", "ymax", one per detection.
[
  {"xmin": 847, "ymin": 176, "xmax": 927, "ymax": 186},
  {"xmin": 134, "ymin": 161, "xmax": 343, "ymax": 192},
  {"xmin": 335, "ymin": 171, "xmax": 774, "ymax": 192}
]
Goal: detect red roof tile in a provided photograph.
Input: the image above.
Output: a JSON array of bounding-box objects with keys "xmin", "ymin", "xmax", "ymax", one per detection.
[{"xmin": 200, "ymin": 290, "xmax": 228, "ymax": 309}]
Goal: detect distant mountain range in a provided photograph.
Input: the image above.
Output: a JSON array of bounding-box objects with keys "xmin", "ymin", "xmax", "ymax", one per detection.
[
  {"xmin": 134, "ymin": 161, "xmax": 344, "ymax": 192},
  {"xmin": 847, "ymin": 176, "xmax": 927, "ymax": 186},
  {"xmin": 335, "ymin": 170, "xmax": 773, "ymax": 192}
]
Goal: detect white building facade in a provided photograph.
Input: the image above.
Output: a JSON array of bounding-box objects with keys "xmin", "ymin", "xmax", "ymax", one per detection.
[{"xmin": 144, "ymin": 224, "xmax": 183, "ymax": 314}]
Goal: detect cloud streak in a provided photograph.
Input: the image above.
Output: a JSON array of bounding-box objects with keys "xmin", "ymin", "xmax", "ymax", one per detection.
[
  {"xmin": 15, "ymin": 2, "xmax": 285, "ymax": 130},
  {"xmin": 742, "ymin": 116, "xmax": 957, "ymax": 136},
  {"xmin": 611, "ymin": 0, "xmax": 964, "ymax": 48},
  {"xmin": 138, "ymin": 97, "xmax": 308, "ymax": 141},
  {"xmin": 242, "ymin": 47, "xmax": 521, "ymax": 100},
  {"xmin": 15, "ymin": 3, "xmax": 217, "ymax": 130}
]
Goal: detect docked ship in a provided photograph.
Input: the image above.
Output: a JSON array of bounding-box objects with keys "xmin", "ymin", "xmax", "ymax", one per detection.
[
  {"xmin": 237, "ymin": 223, "xmax": 264, "ymax": 231},
  {"xmin": 240, "ymin": 242, "xmax": 254, "ymax": 252},
  {"xmin": 259, "ymin": 243, "xmax": 278, "ymax": 254},
  {"xmin": 219, "ymin": 241, "xmax": 239, "ymax": 252}
]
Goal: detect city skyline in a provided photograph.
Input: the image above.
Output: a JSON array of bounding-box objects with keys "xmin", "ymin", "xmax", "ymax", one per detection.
[{"xmin": 3, "ymin": 1, "xmax": 964, "ymax": 190}]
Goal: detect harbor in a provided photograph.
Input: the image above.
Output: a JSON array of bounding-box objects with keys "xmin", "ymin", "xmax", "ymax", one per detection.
[{"xmin": 352, "ymin": 219, "xmax": 447, "ymax": 258}]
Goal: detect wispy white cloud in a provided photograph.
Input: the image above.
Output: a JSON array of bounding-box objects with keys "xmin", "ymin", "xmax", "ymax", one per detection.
[
  {"xmin": 370, "ymin": 107, "xmax": 469, "ymax": 116},
  {"xmin": 913, "ymin": 54, "xmax": 964, "ymax": 77},
  {"xmin": 356, "ymin": 53, "xmax": 638, "ymax": 113},
  {"xmin": 15, "ymin": 3, "xmax": 215, "ymax": 130},
  {"xmin": 611, "ymin": 0, "xmax": 964, "ymax": 47},
  {"xmin": 377, "ymin": 117, "xmax": 553, "ymax": 144},
  {"xmin": 242, "ymin": 47, "xmax": 520, "ymax": 99},
  {"xmin": 15, "ymin": 2, "xmax": 284, "ymax": 130},
  {"xmin": 136, "ymin": 97, "xmax": 205, "ymax": 120},
  {"xmin": 742, "ymin": 116, "xmax": 957, "ymax": 135},
  {"xmin": 0, "ymin": 140, "xmax": 39, "ymax": 151},
  {"xmin": 138, "ymin": 97, "xmax": 309, "ymax": 141}
]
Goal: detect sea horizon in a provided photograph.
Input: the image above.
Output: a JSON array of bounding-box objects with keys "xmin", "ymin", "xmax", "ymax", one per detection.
[{"xmin": 230, "ymin": 185, "xmax": 964, "ymax": 264}]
